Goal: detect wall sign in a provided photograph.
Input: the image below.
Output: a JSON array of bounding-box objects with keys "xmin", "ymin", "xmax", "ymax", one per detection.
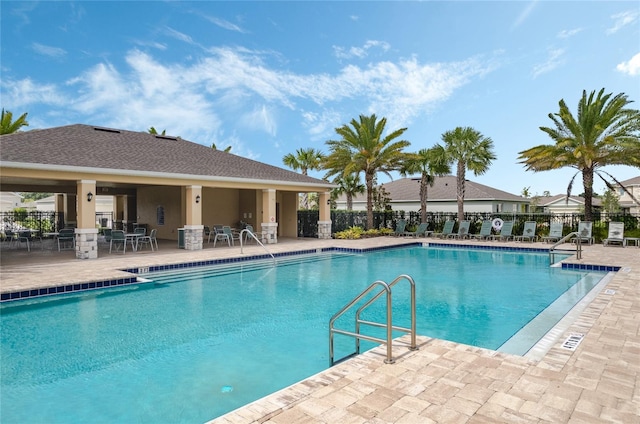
[{"xmin": 157, "ymin": 206, "xmax": 165, "ymax": 226}]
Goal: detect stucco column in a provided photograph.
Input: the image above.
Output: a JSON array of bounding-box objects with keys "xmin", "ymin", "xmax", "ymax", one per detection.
[
  {"xmin": 261, "ymin": 189, "xmax": 278, "ymax": 244},
  {"xmin": 114, "ymin": 195, "xmax": 128, "ymax": 231},
  {"xmin": 317, "ymin": 191, "xmax": 332, "ymax": 239},
  {"xmin": 75, "ymin": 180, "xmax": 98, "ymax": 259},
  {"xmin": 54, "ymin": 194, "xmax": 65, "ymax": 230},
  {"xmin": 65, "ymin": 194, "xmax": 77, "ymax": 227},
  {"xmin": 183, "ymin": 185, "xmax": 203, "ymax": 250}
]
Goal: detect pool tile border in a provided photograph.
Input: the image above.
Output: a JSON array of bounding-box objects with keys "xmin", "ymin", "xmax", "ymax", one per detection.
[
  {"xmin": 0, "ymin": 276, "xmax": 138, "ymax": 302},
  {"xmin": 0, "ymin": 242, "xmax": 618, "ymax": 303}
]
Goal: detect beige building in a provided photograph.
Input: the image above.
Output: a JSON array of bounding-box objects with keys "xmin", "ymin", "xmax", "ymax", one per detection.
[
  {"xmin": 615, "ymin": 176, "xmax": 640, "ymax": 214},
  {"xmin": 336, "ymin": 176, "xmax": 529, "ymax": 213},
  {"xmin": 0, "ymin": 192, "xmax": 24, "ymax": 213},
  {"xmin": 0, "ymin": 124, "xmax": 334, "ymax": 259},
  {"xmin": 535, "ymin": 194, "xmax": 602, "ymax": 214}
]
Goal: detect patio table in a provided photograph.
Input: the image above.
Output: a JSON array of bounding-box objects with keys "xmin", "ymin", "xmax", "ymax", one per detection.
[
  {"xmin": 125, "ymin": 233, "xmax": 142, "ymax": 251},
  {"xmin": 623, "ymin": 237, "xmax": 640, "ymax": 248}
]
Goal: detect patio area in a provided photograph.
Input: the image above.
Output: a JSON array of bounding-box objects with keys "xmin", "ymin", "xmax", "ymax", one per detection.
[{"xmin": 1, "ymin": 237, "xmax": 638, "ymax": 423}]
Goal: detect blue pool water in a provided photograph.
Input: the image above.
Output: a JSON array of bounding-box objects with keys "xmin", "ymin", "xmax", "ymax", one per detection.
[{"xmin": 1, "ymin": 246, "xmax": 607, "ymax": 423}]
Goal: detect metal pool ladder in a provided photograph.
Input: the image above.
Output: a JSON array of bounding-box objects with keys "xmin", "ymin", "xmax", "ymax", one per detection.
[
  {"xmin": 239, "ymin": 228, "xmax": 276, "ymax": 264},
  {"xmin": 549, "ymin": 231, "xmax": 581, "ymax": 264},
  {"xmin": 329, "ymin": 274, "xmax": 418, "ymax": 366}
]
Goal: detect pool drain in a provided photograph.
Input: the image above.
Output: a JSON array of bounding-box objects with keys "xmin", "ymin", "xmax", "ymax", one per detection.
[
  {"xmin": 561, "ymin": 333, "xmax": 584, "ymax": 350},
  {"xmin": 221, "ymin": 385, "xmax": 233, "ymax": 393}
]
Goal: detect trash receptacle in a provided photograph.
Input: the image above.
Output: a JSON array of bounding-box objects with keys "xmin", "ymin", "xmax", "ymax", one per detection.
[{"xmin": 178, "ymin": 228, "xmax": 185, "ymax": 248}]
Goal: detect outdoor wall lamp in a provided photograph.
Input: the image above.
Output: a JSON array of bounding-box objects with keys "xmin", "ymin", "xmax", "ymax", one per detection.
[
  {"xmin": 195, "ymin": 195, "xmax": 201, "ymax": 204},
  {"xmin": 87, "ymin": 192, "xmax": 93, "ymax": 202}
]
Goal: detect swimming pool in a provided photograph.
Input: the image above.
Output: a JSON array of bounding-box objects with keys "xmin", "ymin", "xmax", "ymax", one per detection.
[{"xmin": 0, "ymin": 246, "xmax": 609, "ymax": 423}]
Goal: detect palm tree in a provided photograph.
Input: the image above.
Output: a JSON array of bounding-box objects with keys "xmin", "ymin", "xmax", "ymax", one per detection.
[
  {"xmin": 211, "ymin": 142, "xmax": 232, "ymax": 153},
  {"xmin": 324, "ymin": 114, "xmax": 410, "ymax": 229},
  {"xmin": 518, "ymin": 89, "xmax": 640, "ymax": 221},
  {"xmin": 400, "ymin": 145, "xmax": 450, "ymax": 224},
  {"xmin": 440, "ymin": 126, "xmax": 496, "ymax": 222},
  {"xmin": 148, "ymin": 127, "xmax": 166, "ymax": 135},
  {"xmin": 1, "ymin": 109, "xmax": 29, "ymax": 134},
  {"xmin": 332, "ymin": 173, "xmax": 365, "ymax": 210},
  {"xmin": 282, "ymin": 148, "xmax": 324, "ymax": 209}
]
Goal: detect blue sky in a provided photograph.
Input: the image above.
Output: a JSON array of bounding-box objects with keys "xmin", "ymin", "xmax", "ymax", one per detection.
[{"xmin": 2, "ymin": 1, "xmax": 639, "ymax": 197}]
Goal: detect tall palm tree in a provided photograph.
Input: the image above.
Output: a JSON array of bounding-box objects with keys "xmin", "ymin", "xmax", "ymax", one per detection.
[
  {"xmin": 440, "ymin": 126, "xmax": 496, "ymax": 221},
  {"xmin": 400, "ymin": 145, "xmax": 450, "ymax": 224},
  {"xmin": 331, "ymin": 173, "xmax": 365, "ymax": 210},
  {"xmin": 324, "ymin": 114, "xmax": 410, "ymax": 229},
  {"xmin": 518, "ymin": 89, "xmax": 640, "ymax": 221},
  {"xmin": 1, "ymin": 109, "xmax": 29, "ymax": 134},
  {"xmin": 282, "ymin": 148, "xmax": 324, "ymax": 209}
]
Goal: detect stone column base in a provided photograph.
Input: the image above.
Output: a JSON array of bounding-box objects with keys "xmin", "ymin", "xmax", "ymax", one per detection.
[
  {"xmin": 318, "ymin": 220, "xmax": 332, "ymax": 239},
  {"xmin": 260, "ymin": 222, "xmax": 278, "ymax": 244},
  {"xmin": 183, "ymin": 225, "xmax": 204, "ymax": 250},
  {"xmin": 75, "ymin": 228, "xmax": 99, "ymax": 259}
]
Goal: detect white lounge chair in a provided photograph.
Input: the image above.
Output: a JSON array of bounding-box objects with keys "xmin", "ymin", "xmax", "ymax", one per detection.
[
  {"xmin": 448, "ymin": 220, "xmax": 470, "ymax": 239},
  {"xmin": 393, "ymin": 219, "xmax": 407, "ymax": 237},
  {"xmin": 603, "ymin": 222, "xmax": 624, "ymax": 247},
  {"xmin": 404, "ymin": 222, "xmax": 430, "ymax": 238},
  {"xmin": 542, "ymin": 222, "xmax": 564, "ymax": 243},
  {"xmin": 572, "ymin": 221, "xmax": 594, "ymax": 245},
  {"xmin": 490, "ymin": 221, "xmax": 514, "ymax": 241},
  {"xmin": 514, "ymin": 221, "xmax": 537, "ymax": 242},
  {"xmin": 471, "ymin": 221, "xmax": 493, "ymax": 240},
  {"xmin": 433, "ymin": 220, "xmax": 455, "ymax": 238}
]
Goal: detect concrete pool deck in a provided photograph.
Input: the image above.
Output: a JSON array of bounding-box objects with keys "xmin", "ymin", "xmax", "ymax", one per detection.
[{"xmin": 1, "ymin": 237, "xmax": 638, "ymax": 423}]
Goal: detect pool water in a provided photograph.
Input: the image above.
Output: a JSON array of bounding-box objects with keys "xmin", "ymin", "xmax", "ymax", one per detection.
[{"xmin": 0, "ymin": 247, "xmax": 606, "ymax": 423}]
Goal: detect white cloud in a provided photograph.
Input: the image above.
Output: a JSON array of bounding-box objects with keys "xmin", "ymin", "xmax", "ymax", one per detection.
[
  {"xmin": 163, "ymin": 26, "xmax": 196, "ymax": 45},
  {"xmin": 606, "ymin": 10, "xmax": 639, "ymax": 35},
  {"xmin": 0, "ymin": 77, "xmax": 66, "ymax": 108},
  {"xmin": 4, "ymin": 45, "xmax": 497, "ymax": 146},
  {"xmin": 202, "ymin": 15, "xmax": 246, "ymax": 33},
  {"xmin": 132, "ymin": 39, "xmax": 167, "ymax": 50},
  {"xmin": 301, "ymin": 109, "xmax": 341, "ymax": 139},
  {"xmin": 532, "ymin": 48, "xmax": 565, "ymax": 78},
  {"xmin": 211, "ymin": 132, "xmax": 259, "ymax": 159},
  {"xmin": 333, "ymin": 40, "xmax": 391, "ymax": 60},
  {"xmin": 511, "ymin": 1, "xmax": 538, "ymax": 30},
  {"xmin": 240, "ymin": 104, "xmax": 277, "ymax": 136},
  {"xmin": 31, "ymin": 42, "xmax": 67, "ymax": 58},
  {"xmin": 616, "ymin": 52, "xmax": 640, "ymax": 76},
  {"xmin": 557, "ymin": 28, "xmax": 582, "ymax": 39}
]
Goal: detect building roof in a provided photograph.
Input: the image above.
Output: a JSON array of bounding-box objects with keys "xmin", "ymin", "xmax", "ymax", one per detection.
[
  {"xmin": 341, "ymin": 176, "xmax": 526, "ymax": 203},
  {"xmin": 618, "ymin": 176, "xmax": 640, "ymax": 186},
  {"xmin": 0, "ymin": 124, "xmax": 330, "ymax": 188},
  {"xmin": 537, "ymin": 194, "xmax": 602, "ymax": 207}
]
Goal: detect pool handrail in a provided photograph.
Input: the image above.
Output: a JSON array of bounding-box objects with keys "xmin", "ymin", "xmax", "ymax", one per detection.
[
  {"xmin": 239, "ymin": 228, "xmax": 276, "ymax": 264},
  {"xmin": 549, "ymin": 231, "xmax": 581, "ymax": 264},
  {"xmin": 329, "ymin": 274, "xmax": 417, "ymax": 366}
]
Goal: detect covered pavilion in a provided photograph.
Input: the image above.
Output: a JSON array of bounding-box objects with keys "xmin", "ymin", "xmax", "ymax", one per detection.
[{"xmin": 0, "ymin": 124, "xmax": 334, "ymax": 259}]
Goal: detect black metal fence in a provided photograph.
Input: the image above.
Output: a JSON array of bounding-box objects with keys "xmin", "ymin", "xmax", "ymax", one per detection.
[
  {"xmin": 0, "ymin": 211, "xmax": 115, "ymax": 235},
  {"xmin": 0, "ymin": 211, "xmax": 65, "ymax": 234},
  {"xmin": 298, "ymin": 210, "xmax": 640, "ymax": 241}
]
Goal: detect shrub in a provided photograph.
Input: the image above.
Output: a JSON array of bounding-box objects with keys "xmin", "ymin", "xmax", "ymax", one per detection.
[
  {"xmin": 335, "ymin": 226, "xmax": 364, "ymax": 239},
  {"xmin": 335, "ymin": 226, "xmax": 394, "ymax": 239}
]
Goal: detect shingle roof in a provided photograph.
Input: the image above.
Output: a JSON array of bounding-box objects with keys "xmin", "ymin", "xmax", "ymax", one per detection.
[
  {"xmin": 0, "ymin": 124, "xmax": 330, "ymax": 187},
  {"xmin": 619, "ymin": 176, "xmax": 640, "ymax": 186},
  {"xmin": 342, "ymin": 176, "xmax": 525, "ymax": 202},
  {"xmin": 538, "ymin": 194, "xmax": 602, "ymax": 207}
]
